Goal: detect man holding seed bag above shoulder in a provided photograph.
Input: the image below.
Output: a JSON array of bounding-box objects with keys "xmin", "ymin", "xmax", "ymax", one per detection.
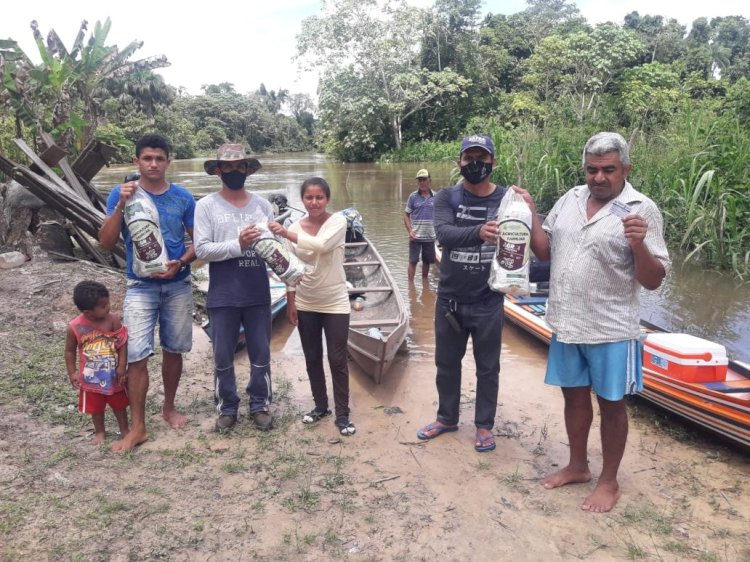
[{"xmin": 522, "ymin": 131, "xmax": 671, "ymax": 512}]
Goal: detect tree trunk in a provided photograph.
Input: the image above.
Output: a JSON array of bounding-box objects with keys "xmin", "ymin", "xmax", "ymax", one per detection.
[{"xmin": 391, "ymin": 115, "xmax": 402, "ymax": 150}]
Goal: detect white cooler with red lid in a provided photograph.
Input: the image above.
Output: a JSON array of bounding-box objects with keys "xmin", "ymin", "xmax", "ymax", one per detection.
[{"xmin": 643, "ymin": 333, "xmax": 728, "ymax": 383}]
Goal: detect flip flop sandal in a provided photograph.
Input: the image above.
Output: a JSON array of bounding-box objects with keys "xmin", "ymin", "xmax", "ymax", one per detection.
[
  {"xmin": 474, "ymin": 432, "xmax": 496, "ymax": 452},
  {"xmin": 337, "ymin": 420, "xmax": 356, "ymax": 436},
  {"xmin": 302, "ymin": 408, "xmax": 331, "ymax": 424},
  {"xmin": 417, "ymin": 421, "xmax": 459, "ymax": 440}
]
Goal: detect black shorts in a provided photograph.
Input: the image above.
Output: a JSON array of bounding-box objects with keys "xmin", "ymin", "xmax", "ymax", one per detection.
[{"xmin": 409, "ymin": 240, "xmax": 436, "ymax": 265}]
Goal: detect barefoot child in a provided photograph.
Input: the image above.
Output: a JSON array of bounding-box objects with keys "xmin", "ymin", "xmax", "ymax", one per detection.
[{"xmin": 65, "ymin": 281, "xmax": 129, "ymax": 445}]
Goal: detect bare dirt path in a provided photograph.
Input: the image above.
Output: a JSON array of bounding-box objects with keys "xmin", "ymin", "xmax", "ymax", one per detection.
[{"xmin": 1, "ymin": 256, "xmax": 748, "ymax": 561}]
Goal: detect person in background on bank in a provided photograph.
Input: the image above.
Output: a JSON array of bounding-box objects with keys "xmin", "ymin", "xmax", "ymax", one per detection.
[
  {"xmin": 404, "ymin": 168, "xmax": 437, "ymax": 283},
  {"xmin": 65, "ymin": 280, "xmax": 129, "ymax": 445},
  {"xmin": 525, "ymin": 131, "xmax": 670, "ymax": 512},
  {"xmin": 269, "ymin": 177, "xmax": 355, "ymax": 436},
  {"xmin": 193, "ymin": 144, "xmax": 274, "ymax": 433},
  {"xmin": 99, "ymin": 134, "xmax": 195, "ymax": 452},
  {"xmin": 416, "ymin": 135, "xmax": 511, "ymax": 453}
]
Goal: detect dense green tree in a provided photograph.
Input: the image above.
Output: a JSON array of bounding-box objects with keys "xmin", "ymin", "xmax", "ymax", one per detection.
[
  {"xmin": 618, "ymin": 62, "xmax": 685, "ymax": 128},
  {"xmin": 623, "ymin": 12, "xmax": 687, "ymax": 64},
  {"xmin": 297, "ymin": 0, "xmax": 470, "ymax": 159},
  {"xmin": 523, "ymin": 24, "xmax": 645, "ymax": 121}
]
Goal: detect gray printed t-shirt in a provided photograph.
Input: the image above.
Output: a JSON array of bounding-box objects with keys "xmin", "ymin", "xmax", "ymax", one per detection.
[{"xmin": 193, "ymin": 192, "xmax": 274, "ymax": 308}]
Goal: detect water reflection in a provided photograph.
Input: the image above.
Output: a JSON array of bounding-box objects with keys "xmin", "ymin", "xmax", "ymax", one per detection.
[
  {"xmin": 641, "ymin": 260, "xmax": 750, "ymax": 362},
  {"xmin": 94, "ymin": 152, "xmax": 749, "ymax": 363}
]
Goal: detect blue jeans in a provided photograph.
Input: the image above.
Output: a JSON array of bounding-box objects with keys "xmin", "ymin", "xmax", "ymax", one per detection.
[
  {"xmin": 434, "ymin": 293, "xmax": 504, "ymax": 429},
  {"xmin": 123, "ymin": 278, "xmax": 193, "ymax": 363},
  {"xmin": 209, "ymin": 305, "xmax": 272, "ymax": 416}
]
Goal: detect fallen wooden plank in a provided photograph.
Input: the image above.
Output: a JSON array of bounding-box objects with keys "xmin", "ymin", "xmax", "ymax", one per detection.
[
  {"xmin": 14, "ymin": 138, "xmax": 83, "ymax": 202},
  {"xmin": 71, "ymin": 139, "xmax": 118, "ymax": 181},
  {"xmin": 40, "ymin": 133, "xmax": 90, "ymax": 202}
]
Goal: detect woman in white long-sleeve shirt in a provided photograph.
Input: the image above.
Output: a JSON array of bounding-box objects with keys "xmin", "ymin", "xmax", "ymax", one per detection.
[{"xmin": 269, "ymin": 178, "xmax": 355, "ymax": 436}]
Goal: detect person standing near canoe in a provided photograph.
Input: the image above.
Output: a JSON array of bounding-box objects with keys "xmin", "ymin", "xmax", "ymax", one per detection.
[
  {"xmin": 269, "ymin": 177, "xmax": 355, "ymax": 436},
  {"xmin": 99, "ymin": 133, "xmax": 196, "ymax": 453},
  {"xmin": 416, "ymin": 134, "xmax": 509, "ymax": 453},
  {"xmin": 193, "ymin": 144, "xmax": 274, "ymax": 433},
  {"xmin": 524, "ymin": 131, "xmax": 670, "ymax": 512},
  {"xmin": 404, "ymin": 168, "xmax": 437, "ymax": 283}
]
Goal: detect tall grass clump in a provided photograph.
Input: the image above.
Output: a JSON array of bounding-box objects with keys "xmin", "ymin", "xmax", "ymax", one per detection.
[
  {"xmin": 633, "ymin": 104, "xmax": 750, "ymax": 277},
  {"xmin": 379, "ymin": 139, "xmax": 458, "ymax": 163}
]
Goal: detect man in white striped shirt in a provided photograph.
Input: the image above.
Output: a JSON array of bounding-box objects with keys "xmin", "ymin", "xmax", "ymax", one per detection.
[{"xmin": 523, "ymin": 132, "xmax": 670, "ymax": 513}]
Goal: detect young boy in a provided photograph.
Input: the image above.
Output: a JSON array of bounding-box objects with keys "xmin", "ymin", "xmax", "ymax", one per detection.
[{"xmin": 65, "ymin": 281, "xmax": 129, "ymax": 445}]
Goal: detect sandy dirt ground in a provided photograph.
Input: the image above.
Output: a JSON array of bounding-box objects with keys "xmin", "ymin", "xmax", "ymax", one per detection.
[{"xmin": 0, "ymin": 254, "xmax": 749, "ymax": 561}]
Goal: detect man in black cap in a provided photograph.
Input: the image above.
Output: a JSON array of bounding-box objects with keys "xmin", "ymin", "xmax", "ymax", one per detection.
[{"xmin": 416, "ymin": 134, "xmax": 508, "ymax": 453}]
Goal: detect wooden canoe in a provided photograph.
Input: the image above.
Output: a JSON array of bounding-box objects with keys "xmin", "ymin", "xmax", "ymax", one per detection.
[
  {"xmin": 345, "ymin": 237, "xmax": 408, "ymax": 384},
  {"xmin": 504, "ymin": 292, "xmax": 750, "ymax": 449}
]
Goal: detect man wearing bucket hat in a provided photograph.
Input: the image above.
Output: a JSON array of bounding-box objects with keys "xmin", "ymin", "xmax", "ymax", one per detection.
[
  {"xmin": 416, "ymin": 134, "xmax": 511, "ymax": 453},
  {"xmin": 193, "ymin": 144, "xmax": 275, "ymax": 432},
  {"xmin": 99, "ymin": 133, "xmax": 196, "ymax": 452},
  {"xmin": 404, "ymin": 168, "xmax": 437, "ymax": 283}
]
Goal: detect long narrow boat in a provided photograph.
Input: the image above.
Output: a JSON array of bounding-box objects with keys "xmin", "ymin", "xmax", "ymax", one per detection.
[
  {"xmin": 344, "ymin": 237, "xmax": 408, "ymax": 384},
  {"xmin": 504, "ymin": 292, "xmax": 750, "ymax": 449}
]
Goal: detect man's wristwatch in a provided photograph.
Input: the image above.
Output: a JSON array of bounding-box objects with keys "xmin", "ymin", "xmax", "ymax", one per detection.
[{"xmin": 178, "ymin": 258, "xmax": 189, "ymax": 272}]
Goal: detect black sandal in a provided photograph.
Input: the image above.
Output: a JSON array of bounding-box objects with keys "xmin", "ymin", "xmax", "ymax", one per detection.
[
  {"xmin": 336, "ymin": 417, "xmax": 356, "ymax": 436},
  {"xmin": 302, "ymin": 408, "xmax": 331, "ymax": 424}
]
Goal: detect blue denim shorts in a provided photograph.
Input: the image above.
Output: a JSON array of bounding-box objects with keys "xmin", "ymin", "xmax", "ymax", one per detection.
[
  {"xmin": 123, "ymin": 278, "xmax": 193, "ymax": 363},
  {"xmin": 545, "ymin": 335, "xmax": 642, "ymax": 401}
]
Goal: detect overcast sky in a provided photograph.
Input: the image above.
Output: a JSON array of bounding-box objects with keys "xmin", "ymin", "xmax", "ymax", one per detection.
[{"xmin": 2, "ymin": 0, "xmax": 748, "ymax": 98}]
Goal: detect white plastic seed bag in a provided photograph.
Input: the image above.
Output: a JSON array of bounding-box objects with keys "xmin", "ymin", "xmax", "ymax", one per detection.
[
  {"xmin": 252, "ymin": 222, "xmax": 311, "ymax": 286},
  {"xmin": 488, "ymin": 190, "xmax": 532, "ymax": 296},
  {"xmin": 123, "ymin": 186, "xmax": 169, "ymax": 277}
]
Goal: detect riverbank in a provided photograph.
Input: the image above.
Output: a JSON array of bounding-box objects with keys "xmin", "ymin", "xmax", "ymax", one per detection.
[{"xmin": 1, "ymin": 255, "xmax": 748, "ymax": 561}]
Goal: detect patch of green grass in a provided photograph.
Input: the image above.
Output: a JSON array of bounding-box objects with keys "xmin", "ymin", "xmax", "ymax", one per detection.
[
  {"xmin": 0, "ymin": 500, "xmax": 29, "ymax": 534},
  {"xmin": 85, "ymin": 494, "xmax": 130, "ymax": 529},
  {"xmin": 617, "ymin": 503, "xmax": 673, "ymax": 535},
  {"xmin": 498, "ymin": 466, "xmax": 523, "ymax": 489},
  {"xmin": 42, "ymin": 446, "xmax": 77, "ymax": 468},
  {"xmin": 282, "ymin": 481, "xmax": 320, "ymax": 513},
  {"xmin": 323, "ymin": 528, "xmax": 339, "ymax": 546},
  {"xmin": 221, "ymin": 460, "xmax": 246, "ymax": 473},
  {"xmin": 662, "ymin": 541, "xmax": 690, "ymax": 554},
  {"xmin": 274, "ymin": 376, "xmax": 294, "ymax": 402},
  {"xmin": 160, "ymin": 443, "xmax": 203, "ymax": 468},
  {"xmin": 319, "ymin": 472, "xmax": 346, "ymax": 490}
]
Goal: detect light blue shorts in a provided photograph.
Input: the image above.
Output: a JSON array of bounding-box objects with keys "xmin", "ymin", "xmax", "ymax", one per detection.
[
  {"xmin": 123, "ymin": 278, "xmax": 193, "ymax": 363},
  {"xmin": 545, "ymin": 335, "xmax": 642, "ymax": 401}
]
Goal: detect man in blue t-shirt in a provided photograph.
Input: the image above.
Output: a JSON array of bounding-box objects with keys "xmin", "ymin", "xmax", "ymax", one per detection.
[
  {"xmin": 404, "ymin": 168, "xmax": 436, "ymax": 283},
  {"xmin": 99, "ymin": 134, "xmax": 196, "ymax": 453}
]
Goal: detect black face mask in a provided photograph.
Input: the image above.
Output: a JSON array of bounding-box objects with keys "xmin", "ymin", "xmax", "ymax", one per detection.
[
  {"xmin": 222, "ymin": 170, "xmax": 247, "ymax": 190},
  {"xmin": 460, "ymin": 160, "xmax": 493, "ymax": 185}
]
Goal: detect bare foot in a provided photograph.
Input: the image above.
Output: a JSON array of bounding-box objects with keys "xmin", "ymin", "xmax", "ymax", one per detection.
[
  {"xmin": 543, "ymin": 465, "xmax": 592, "ymax": 489},
  {"xmin": 91, "ymin": 432, "xmax": 106, "ymax": 445},
  {"xmin": 163, "ymin": 408, "xmax": 188, "ymax": 428},
  {"xmin": 581, "ymin": 480, "xmax": 620, "ymax": 513},
  {"xmin": 111, "ymin": 430, "xmax": 148, "ymax": 453}
]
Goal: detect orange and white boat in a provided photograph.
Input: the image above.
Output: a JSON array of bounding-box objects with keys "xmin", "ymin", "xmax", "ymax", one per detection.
[{"xmin": 504, "ymin": 293, "xmax": 750, "ymax": 449}]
